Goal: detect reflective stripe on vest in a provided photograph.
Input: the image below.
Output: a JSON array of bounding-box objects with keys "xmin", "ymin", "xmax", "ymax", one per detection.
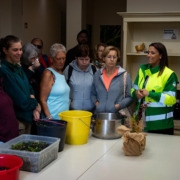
[
  {"xmin": 147, "ymin": 102, "xmax": 172, "ymax": 107},
  {"xmin": 143, "ymin": 67, "xmax": 174, "ymax": 103},
  {"xmin": 133, "ymin": 84, "xmax": 138, "ymax": 90},
  {"xmin": 146, "ymin": 112, "xmax": 173, "ymax": 122},
  {"xmin": 163, "ymin": 91, "xmax": 176, "ymax": 96}
]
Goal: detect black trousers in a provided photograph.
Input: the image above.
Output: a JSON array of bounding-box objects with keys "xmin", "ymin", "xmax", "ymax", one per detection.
[{"xmin": 148, "ymin": 128, "xmax": 174, "ymax": 135}]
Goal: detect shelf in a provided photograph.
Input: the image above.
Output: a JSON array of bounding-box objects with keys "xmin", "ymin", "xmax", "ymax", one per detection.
[
  {"xmin": 127, "ymin": 52, "xmax": 180, "ymax": 56},
  {"xmin": 117, "ymin": 12, "xmax": 180, "ymax": 17},
  {"xmin": 117, "ymin": 12, "xmax": 180, "ymax": 22},
  {"xmin": 167, "ymin": 53, "xmax": 180, "ymax": 57},
  {"xmin": 119, "ymin": 12, "xmax": 180, "ymax": 84},
  {"xmin": 127, "ymin": 52, "xmax": 147, "ymax": 56}
]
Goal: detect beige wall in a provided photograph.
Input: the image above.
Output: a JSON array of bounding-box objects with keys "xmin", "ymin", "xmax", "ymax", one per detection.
[
  {"xmin": 66, "ymin": 0, "xmax": 82, "ymax": 50},
  {"xmin": 127, "ymin": 0, "xmax": 180, "ymax": 12},
  {"xmin": 0, "ymin": 0, "xmax": 12, "ymax": 36},
  {"xmin": 0, "ymin": 0, "xmax": 65, "ymax": 55},
  {"xmin": 1, "ymin": 0, "xmax": 180, "ymax": 55},
  {"xmin": 0, "ymin": 0, "xmax": 22, "ymax": 39},
  {"xmin": 12, "ymin": 0, "xmax": 22, "ymax": 39},
  {"xmin": 22, "ymin": 0, "xmax": 63, "ymax": 55},
  {"xmin": 0, "ymin": 0, "xmax": 126, "ymax": 54}
]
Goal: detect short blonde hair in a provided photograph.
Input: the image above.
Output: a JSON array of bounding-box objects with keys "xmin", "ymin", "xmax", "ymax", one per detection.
[{"xmin": 101, "ymin": 46, "xmax": 120, "ymax": 59}]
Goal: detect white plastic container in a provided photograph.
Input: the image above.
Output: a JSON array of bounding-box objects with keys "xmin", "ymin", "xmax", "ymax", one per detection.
[{"xmin": 0, "ymin": 134, "xmax": 60, "ymax": 173}]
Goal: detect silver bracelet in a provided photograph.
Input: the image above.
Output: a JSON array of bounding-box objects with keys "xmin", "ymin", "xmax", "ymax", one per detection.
[{"xmin": 46, "ymin": 116, "xmax": 52, "ymax": 120}]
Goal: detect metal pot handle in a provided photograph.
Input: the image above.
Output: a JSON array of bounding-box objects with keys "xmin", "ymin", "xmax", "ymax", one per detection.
[
  {"xmin": 78, "ymin": 118, "xmax": 96, "ymax": 129},
  {"xmin": 90, "ymin": 119, "xmax": 96, "ymax": 130}
]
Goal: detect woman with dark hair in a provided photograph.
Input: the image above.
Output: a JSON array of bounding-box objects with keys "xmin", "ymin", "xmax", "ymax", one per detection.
[
  {"xmin": 63, "ymin": 44, "xmax": 96, "ymax": 112},
  {"xmin": 131, "ymin": 42, "xmax": 178, "ymax": 135},
  {"xmin": 0, "ymin": 35, "xmax": 40, "ymax": 135},
  {"xmin": 92, "ymin": 42, "xmax": 106, "ymax": 69}
]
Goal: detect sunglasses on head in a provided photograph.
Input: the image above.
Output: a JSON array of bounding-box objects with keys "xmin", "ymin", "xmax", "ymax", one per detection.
[{"xmin": 33, "ymin": 44, "xmax": 42, "ymax": 49}]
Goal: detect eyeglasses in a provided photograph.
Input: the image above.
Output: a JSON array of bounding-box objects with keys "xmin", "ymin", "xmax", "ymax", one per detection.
[
  {"xmin": 106, "ymin": 56, "xmax": 118, "ymax": 60},
  {"xmin": 33, "ymin": 44, "xmax": 42, "ymax": 49}
]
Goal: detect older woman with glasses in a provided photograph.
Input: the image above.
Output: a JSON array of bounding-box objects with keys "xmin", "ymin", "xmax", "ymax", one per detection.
[
  {"xmin": 91, "ymin": 46, "xmax": 133, "ymax": 114},
  {"xmin": 21, "ymin": 43, "xmax": 44, "ymax": 134},
  {"xmin": 21, "ymin": 43, "xmax": 43, "ymax": 101},
  {"xmin": 40, "ymin": 43, "xmax": 70, "ymax": 120}
]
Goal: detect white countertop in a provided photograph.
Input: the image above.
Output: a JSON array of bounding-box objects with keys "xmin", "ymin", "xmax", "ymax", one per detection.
[{"xmin": 20, "ymin": 133, "xmax": 180, "ymax": 180}]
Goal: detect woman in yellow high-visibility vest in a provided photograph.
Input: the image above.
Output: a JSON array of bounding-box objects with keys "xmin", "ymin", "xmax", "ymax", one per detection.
[{"xmin": 131, "ymin": 42, "xmax": 178, "ymax": 135}]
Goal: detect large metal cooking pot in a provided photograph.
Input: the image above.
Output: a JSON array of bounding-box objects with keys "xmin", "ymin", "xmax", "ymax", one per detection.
[{"xmin": 92, "ymin": 113, "xmax": 123, "ymax": 139}]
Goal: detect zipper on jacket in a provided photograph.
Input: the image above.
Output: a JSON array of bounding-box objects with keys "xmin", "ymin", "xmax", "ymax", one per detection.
[{"xmin": 100, "ymin": 72, "xmax": 121, "ymax": 112}]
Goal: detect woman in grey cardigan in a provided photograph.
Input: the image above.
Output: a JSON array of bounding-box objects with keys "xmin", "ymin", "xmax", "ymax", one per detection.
[{"xmin": 91, "ymin": 46, "xmax": 133, "ymax": 113}]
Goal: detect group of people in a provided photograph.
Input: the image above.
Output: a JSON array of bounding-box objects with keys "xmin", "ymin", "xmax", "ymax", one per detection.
[{"xmin": 0, "ymin": 29, "xmax": 178, "ymax": 144}]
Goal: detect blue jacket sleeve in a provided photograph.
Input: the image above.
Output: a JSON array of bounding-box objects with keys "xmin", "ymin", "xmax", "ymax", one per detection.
[{"xmin": 117, "ymin": 73, "xmax": 134, "ymax": 109}]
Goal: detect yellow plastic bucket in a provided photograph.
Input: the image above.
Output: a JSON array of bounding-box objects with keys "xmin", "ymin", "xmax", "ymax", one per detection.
[{"xmin": 58, "ymin": 110, "xmax": 92, "ymax": 145}]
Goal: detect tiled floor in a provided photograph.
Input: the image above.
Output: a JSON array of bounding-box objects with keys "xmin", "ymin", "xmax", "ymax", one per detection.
[{"xmin": 20, "ymin": 134, "xmax": 180, "ymax": 180}]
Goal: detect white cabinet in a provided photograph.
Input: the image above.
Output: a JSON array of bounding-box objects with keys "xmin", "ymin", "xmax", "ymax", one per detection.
[{"xmin": 117, "ymin": 12, "xmax": 180, "ymax": 89}]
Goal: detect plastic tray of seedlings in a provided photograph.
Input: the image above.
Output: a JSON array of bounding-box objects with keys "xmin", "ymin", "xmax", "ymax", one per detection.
[{"xmin": 0, "ymin": 134, "xmax": 60, "ymax": 173}]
